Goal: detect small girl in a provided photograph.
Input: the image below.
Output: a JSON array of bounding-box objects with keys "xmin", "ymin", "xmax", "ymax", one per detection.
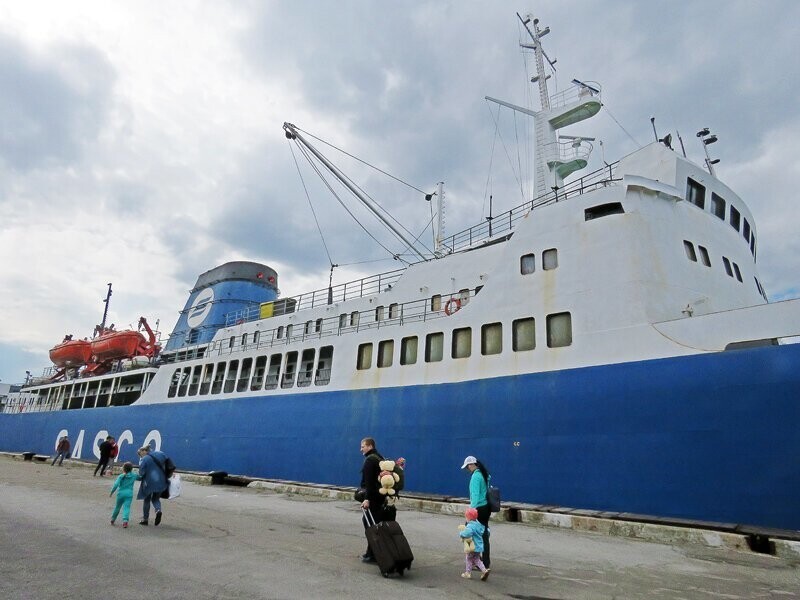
[
  {"xmin": 110, "ymin": 462, "xmax": 136, "ymax": 528},
  {"xmin": 458, "ymin": 507, "xmax": 490, "ymax": 581}
]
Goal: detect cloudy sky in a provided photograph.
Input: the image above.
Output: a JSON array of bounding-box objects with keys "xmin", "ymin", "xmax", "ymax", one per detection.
[{"xmin": 1, "ymin": 1, "xmax": 798, "ymax": 383}]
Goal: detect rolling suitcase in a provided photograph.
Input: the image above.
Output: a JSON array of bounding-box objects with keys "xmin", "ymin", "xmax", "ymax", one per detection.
[{"xmin": 363, "ymin": 508, "xmax": 414, "ymax": 577}]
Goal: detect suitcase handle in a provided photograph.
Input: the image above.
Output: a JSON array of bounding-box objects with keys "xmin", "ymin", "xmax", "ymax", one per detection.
[{"xmin": 362, "ymin": 507, "xmax": 377, "ymax": 528}]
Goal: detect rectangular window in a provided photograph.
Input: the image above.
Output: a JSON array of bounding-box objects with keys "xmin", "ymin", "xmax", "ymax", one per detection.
[
  {"xmin": 229, "ymin": 336, "xmax": 235, "ymax": 349},
  {"xmin": 513, "ymin": 318, "xmax": 536, "ymax": 351},
  {"xmin": 686, "ymin": 178, "xmax": 705, "ymax": 209},
  {"xmin": 377, "ymin": 340, "xmax": 394, "ymax": 368},
  {"xmin": 431, "ymin": 295, "xmax": 442, "ymax": 312},
  {"xmin": 459, "ymin": 288, "xmax": 470, "ymax": 306},
  {"xmin": 481, "ymin": 322, "xmax": 502, "ymax": 356},
  {"xmin": 177, "ymin": 367, "xmax": 191, "ymax": 397},
  {"xmin": 547, "ymin": 312, "xmax": 572, "ymax": 348},
  {"xmin": 584, "ymin": 202, "xmax": 624, "ymax": 220},
  {"xmin": 265, "ymin": 354, "xmax": 281, "ymax": 390},
  {"xmin": 425, "ymin": 332, "xmax": 444, "ymax": 363},
  {"xmin": 750, "ymin": 234, "xmax": 756, "ymax": 257},
  {"xmin": 711, "ymin": 192, "xmax": 726, "ymax": 220},
  {"xmin": 211, "ymin": 362, "xmax": 226, "ymax": 394},
  {"xmin": 375, "ymin": 306, "xmax": 385, "ymax": 322},
  {"xmin": 168, "ymin": 368, "xmax": 181, "ymax": 398},
  {"xmin": 276, "ymin": 325, "xmax": 284, "ymax": 339},
  {"xmin": 698, "ymin": 245, "xmax": 711, "ymax": 267},
  {"xmin": 223, "ymin": 360, "xmax": 239, "ymax": 393},
  {"xmin": 683, "ymin": 240, "xmax": 697, "ymax": 262},
  {"xmin": 253, "ymin": 331, "xmax": 260, "ymax": 346},
  {"xmin": 732, "ymin": 262, "xmax": 743, "ymax": 282},
  {"xmin": 743, "ymin": 219, "xmax": 751, "ymax": 243},
  {"xmin": 286, "ymin": 324, "xmax": 293, "ymax": 339},
  {"xmin": 315, "ymin": 346, "xmax": 333, "ymax": 386},
  {"xmin": 251, "ymin": 355, "xmax": 267, "ymax": 390},
  {"xmin": 315, "ymin": 318, "xmax": 323, "ymax": 333},
  {"xmin": 388, "ymin": 303, "xmax": 400, "ymax": 319},
  {"xmin": 452, "ymin": 327, "xmax": 471, "ymax": 359},
  {"xmin": 188, "ymin": 365, "xmax": 201, "ymax": 396},
  {"xmin": 304, "ymin": 320, "xmax": 312, "ymax": 334},
  {"xmin": 729, "ymin": 206, "xmax": 741, "ymax": 231},
  {"xmin": 339, "ymin": 313, "xmax": 347, "ymax": 329},
  {"xmin": 400, "ymin": 336, "xmax": 418, "ymax": 365},
  {"xmin": 297, "ymin": 348, "xmax": 315, "ymax": 387},
  {"xmin": 281, "ymin": 351, "xmax": 298, "ymax": 388},
  {"xmin": 543, "ymin": 248, "xmax": 558, "ymax": 270},
  {"xmin": 520, "ymin": 253, "xmax": 536, "ymax": 275},
  {"xmin": 722, "ymin": 256, "xmax": 733, "ymax": 277},
  {"xmin": 237, "ymin": 357, "xmax": 253, "ymax": 392},
  {"xmin": 199, "ymin": 363, "xmax": 214, "ymax": 395},
  {"xmin": 241, "ymin": 333, "xmax": 248, "ymax": 347},
  {"xmin": 357, "ymin": 343, "xmax": 373, "ymax": 370},
  {"xmin": 350, "ymin": 311, "xmax": 359, "ymax": 326}
]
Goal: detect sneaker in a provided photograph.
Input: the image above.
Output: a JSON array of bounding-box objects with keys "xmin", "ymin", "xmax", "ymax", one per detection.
[
  {"xmin": 480, "ymin": 568, "xmax": 491, "ymax": 582},
  {"xmin": 110, "ymin": 520, "xmax": 115, "ymax": 526},
  {"xmin": 154, "ymin": 511, "xmax": 162, "ymax": 526},
  {"xmin": 139, "ymin": 520, "xmax": 148, "ymax": 526},
  {"xmin": 122, "ymin": 521, "xmax": 128, "ymax": 529},
  {"xmin": 461, "ymin": 572, "xmax": 471, "ymax": 579}
]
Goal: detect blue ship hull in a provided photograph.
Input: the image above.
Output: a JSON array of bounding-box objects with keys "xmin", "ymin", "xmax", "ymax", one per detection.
[{"xmin": 2, "ymin": 343, "xmax": 799, "ymax": 530}]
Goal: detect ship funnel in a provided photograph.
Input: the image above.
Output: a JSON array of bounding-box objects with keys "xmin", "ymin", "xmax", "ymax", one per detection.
[{"xmin": 164, "ymin": 261, "xmax": 279, "ymax": 353}]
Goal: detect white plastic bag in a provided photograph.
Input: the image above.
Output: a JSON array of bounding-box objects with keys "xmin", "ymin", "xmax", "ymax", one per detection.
[{"xmin": 167, "ymin": 473, "xmax": 182, "ymax": 499}]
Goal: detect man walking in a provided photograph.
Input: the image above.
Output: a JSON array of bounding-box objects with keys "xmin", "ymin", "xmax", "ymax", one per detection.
[
  {"xmin": 94, "ymin": 436, "xmax": 114, "ymax": 476},
  {"xmin": 359, "ymin": 437, "xmax": 384, "ymax": 563},
  {"xmin": 136, "ymin": 445, "xmax": 169, "ymax": 526},
  {"xmin": 52, "ymin": 435, "xmax": 70, "ymax": 466}
]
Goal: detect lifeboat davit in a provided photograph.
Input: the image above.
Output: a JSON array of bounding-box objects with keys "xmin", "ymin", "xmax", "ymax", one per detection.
[
  {"xmin": 91, "ymin": 330, "xmax": 147, "ymax": 362},
  {"xmin": 49, "ymin": 339, "xmax": 92, "ymax": 368}
]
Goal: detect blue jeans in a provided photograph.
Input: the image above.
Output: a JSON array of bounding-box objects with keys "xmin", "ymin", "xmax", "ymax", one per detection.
[
  {"xmin": 52, "ymin": 451, "xmax": 68, "ymax": 466},
  {"xmin": 142, "ymin": 492, "xmax": 162, "ymax": 521}
]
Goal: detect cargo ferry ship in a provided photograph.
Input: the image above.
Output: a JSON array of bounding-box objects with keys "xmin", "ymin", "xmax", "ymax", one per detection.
[{"xmin": 2, "ymin": 14, "xmax": 799, "ymax": 531}]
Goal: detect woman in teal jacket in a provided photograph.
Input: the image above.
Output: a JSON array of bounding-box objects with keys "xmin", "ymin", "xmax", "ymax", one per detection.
[
  {"xmin": 110, "ymin": 462, "xmax": 136, "ymax": 527},
  {"xmin": 461, "ymin": 455, "xmax": 491, "ymax": 567}
]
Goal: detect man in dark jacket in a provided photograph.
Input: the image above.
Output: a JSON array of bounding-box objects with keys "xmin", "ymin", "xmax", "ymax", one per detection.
[
  {"xmin": 94, "ymin": 436, "xmax": 114, "ymax": 476},
  {"xmin": 52, "ymin": 436, "xmax": 70, "ymax": 466},
  {"xmin": 359, "ymin": 437, "xmax": 384, "ymax": 563}
]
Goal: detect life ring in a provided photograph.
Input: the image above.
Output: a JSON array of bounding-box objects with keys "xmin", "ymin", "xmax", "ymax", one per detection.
[{"xmin": 444, "ymin": 297, "xmax": 462, "ymax": 316}]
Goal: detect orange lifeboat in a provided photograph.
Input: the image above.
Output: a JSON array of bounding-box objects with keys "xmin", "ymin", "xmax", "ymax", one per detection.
[
  {"xmin": 49, "ymin": 339, "xmax": 92, "ymax": 368},
  {"xmin": 90, "ymin": 330, "xmax": 147, "ymax": 362}
]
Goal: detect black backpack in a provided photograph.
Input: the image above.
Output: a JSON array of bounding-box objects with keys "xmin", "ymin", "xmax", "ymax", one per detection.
[{"xmin": 163, "ymin": 456, "xmax": 176, "ymax": 478}]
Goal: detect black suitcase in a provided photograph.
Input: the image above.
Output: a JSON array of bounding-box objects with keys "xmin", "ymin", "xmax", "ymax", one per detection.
[{"xmin": 363, "ymin": 508, "xmax": 414, "ymax": 577}]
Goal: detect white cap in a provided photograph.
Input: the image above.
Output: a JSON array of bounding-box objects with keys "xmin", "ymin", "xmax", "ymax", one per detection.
[{"xmin": 461, "ymin": 456, "xmax": 477, "ymax": 470}]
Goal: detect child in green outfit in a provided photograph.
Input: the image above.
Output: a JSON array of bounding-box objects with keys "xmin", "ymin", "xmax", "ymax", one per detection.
[{"xmin": 110, "ymin": 462, "xmax": 136, "ymax": 528}]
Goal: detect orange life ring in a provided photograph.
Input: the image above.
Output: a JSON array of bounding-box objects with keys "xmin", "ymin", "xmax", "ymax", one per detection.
[{"xmin": 444, "ymin": 297, "xmax": 462, "ymax": 316}]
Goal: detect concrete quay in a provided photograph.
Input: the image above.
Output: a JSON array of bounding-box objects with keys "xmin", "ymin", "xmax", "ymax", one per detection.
[{"xmin": 1, "ymin": 454, "xmax": 798, "ymax": 599}]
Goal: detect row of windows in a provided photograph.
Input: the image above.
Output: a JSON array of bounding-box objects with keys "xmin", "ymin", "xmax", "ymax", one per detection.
[
  {"xmin": 520, "ymin": 249, "xmax": 559, "ymax": 274},
  {"xmin": 684, "ymin": 239, "xmax": 743, "ymax": 281},
  {"xmin": 168, "ymin": 346, "xmax": 334, "ymax": 398},
  {"xmin": 684, "ymin": 239, "xmax": 767, "ymax": 300},
  {"xmin": 686, "ymin": 178, "xmax": 756, "ymax": 257},
  {"xmin": 356, "ymin": 312, "xmax": 573, "ymax": 370}
]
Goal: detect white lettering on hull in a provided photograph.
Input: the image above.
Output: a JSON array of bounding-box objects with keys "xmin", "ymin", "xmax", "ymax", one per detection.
[{"xmin": 54, "ymin": 428, "xmax": 161, "ymax": 458}]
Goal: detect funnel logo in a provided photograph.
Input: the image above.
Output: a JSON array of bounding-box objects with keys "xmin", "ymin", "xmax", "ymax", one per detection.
[{"xmin": 187, "ymin": 287, "xmax": 214, "ymax": 328}]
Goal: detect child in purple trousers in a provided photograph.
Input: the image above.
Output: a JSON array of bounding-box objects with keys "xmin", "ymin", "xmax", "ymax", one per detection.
[{"xmin": 458, "ymin": 507, "xmax": 490, "ymax": 581}]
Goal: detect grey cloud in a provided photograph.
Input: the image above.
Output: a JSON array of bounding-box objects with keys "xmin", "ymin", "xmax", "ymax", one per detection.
[{"xmin": 0, "ymin": 32, "xmax": 115, "ymax": 172}]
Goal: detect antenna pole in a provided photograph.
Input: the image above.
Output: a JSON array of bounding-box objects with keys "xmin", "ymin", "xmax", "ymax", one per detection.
[
  {"xmin": 98, "ymin": 283, "xmax": 112, "ymax": 338},
  {"xmin": 434, "ymin": 181, "xmax": 445, "ymax": 255},
  {"xmin": 650, "ymin": 117, "xmax": 658, "ymax": 142},
  {"xmin": 283, "ymin": 123, "xmax": 427, "ymax": 261}
]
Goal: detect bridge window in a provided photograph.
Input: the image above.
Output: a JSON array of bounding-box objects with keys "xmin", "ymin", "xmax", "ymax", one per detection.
[
  {"xmin": 223, "ymin": 360, "xmax": 239, "ymax": 393},
  {"xmin": 711, "ymin": 193, "xmax": 725, "ymax": 220},
  {"xmin": 686, "ymin": 178, "xmax": 705, "ymax": 209},
  {"xmin": 698, "ymin": 245, "xmax": 711, "ymax": 267},
  {"xmin": 251, "ymin": 355, "xmax": 267, "ymax": 390},
  {"xmin": 584, "ymin": 202, "xmax": 624, "ymax": 220},
  {"xmin": 237, "ymin": 357, "xmax": 253, "ymax": 392},
  {"xmin": 265, "ymin": 354, "xmax": 281, "ymax": 390},
  {"xmin": 199, "ymin": 364, "xmax": 214, "ymax": 395},
  {"xmin": 743, "ymin": 219, "xmax": 751, "ymax": 243},
  {"xmin": 729, "ymin": 206, "xmax": 741, "ymax": 232},
  {"xmin": 281, "ymin": 352, "xmax": 298, "ymax": 388},
  {"xmin": 732, "ymin": 262, "xmax": 743, "ymax": 282},
  {"xmin": 683, "ymin": 241, "xmax": 697, "ymax": 262},
  {"xmin": 547, "ymin": 312, "xmax": 572, "ymax": 348},
  {"xmin": 722, "ymin": 256, "xmax": 733, "ymax": 277},
  {"xmin": 211, "ymin": 362, "xmax": 226, "ymax": 394},
  {"xmin": 188, "ymin": 365, "xmax": 201, "ymax": 396},
  {"xmin": 297, "ymin": 349, "xmax": 315, "ymax": 387}
]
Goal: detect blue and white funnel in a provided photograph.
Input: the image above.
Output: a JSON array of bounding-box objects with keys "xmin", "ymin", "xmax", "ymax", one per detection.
[{"xmin": 164, "ymin": 261, "xmax": 278, "ymax": 352}]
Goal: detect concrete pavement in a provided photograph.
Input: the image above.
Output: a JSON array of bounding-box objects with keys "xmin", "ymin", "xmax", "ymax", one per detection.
[{"xmin": 1, "ymin": 455, "xmax": 798, "ymax": 599}]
